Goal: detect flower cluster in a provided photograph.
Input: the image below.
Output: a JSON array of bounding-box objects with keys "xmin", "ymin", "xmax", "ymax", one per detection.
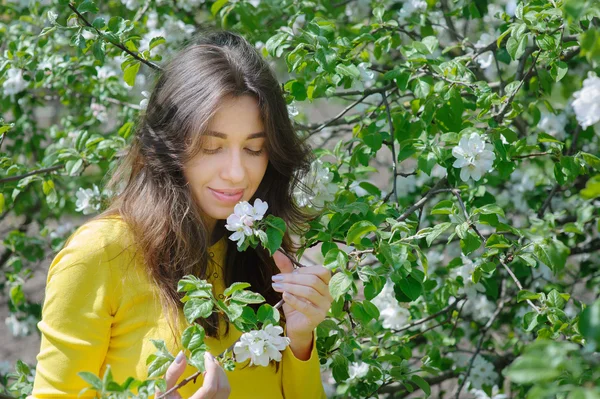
[
  {"xmin": 233, "ymin": 324, "xmax": 291, "ymax": 367},
  {"xmin": 5, "ymin": 313, "xmax": 38, "ymax": 338},
  {"xmin": 75, "ymin": 185, "xmax": 102, "ymax": 215},
  {"xmin": 468, "ymin": 355, "xmax": 499, "ymax": 390},
  {"xmin": 572, "ymin": 72, "xmax": 600, "ymax": 129},
  {"xmin": 452, "ymin": 133, "xmax": 496, "ymax": 182},
  {"xmin": 293, "ymin": 159, "xmax": 337, "ymax": 209},
  {"xmin": 371, "ymin": 280, "xmax": 411, "ymax": 330},
  {"xmin": 224, "ymin": 199, "xmax": 268, "ymax": 247},
  {"xmin": 2, "ymin": 68, "xmax": 28, "ymax": 97}
]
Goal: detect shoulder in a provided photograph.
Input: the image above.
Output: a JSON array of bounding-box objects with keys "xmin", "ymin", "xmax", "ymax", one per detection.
[{"xmin": 49, "ymin": 213, "xmax": 138, "ymax": 279}]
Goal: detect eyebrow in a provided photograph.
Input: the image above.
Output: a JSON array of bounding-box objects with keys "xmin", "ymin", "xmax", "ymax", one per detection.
[{"xmin": 205, "ymin": 130, "xmax": 266, "ymax": 139}]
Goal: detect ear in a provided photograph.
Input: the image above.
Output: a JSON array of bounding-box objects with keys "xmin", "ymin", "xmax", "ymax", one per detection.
[{"xmin": 273, "ymin": 250, "xmax": 295, "ymax": 274}]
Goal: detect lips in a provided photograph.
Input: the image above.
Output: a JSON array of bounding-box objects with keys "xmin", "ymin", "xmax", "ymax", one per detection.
[{"xmin": 210, "ymin": 188, "xmax": 244, "ymax": 195}]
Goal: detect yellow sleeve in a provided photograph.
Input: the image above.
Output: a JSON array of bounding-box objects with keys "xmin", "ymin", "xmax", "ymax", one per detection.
[
  {"xmin": 31, "ymin": 222, "xmax": 121, "ymax": 398},
  {"xmin": 281, "ymin": 326, "xmax": 326, "ymax": 399}
]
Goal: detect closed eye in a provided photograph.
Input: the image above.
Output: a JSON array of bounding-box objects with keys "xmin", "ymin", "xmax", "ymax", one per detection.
[{"xmin": 202, "ymin": 148, "xmax": 264, "ymax": 156}]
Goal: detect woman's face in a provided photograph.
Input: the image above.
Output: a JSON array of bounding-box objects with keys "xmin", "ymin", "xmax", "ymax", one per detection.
[{"xmin": 183, "ymin": 94, "xmax": 269, "ymax": 231}]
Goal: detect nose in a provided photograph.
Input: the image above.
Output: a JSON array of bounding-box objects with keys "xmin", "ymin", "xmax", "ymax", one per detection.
[{"xmin": 221, "ymin": 148, "xmax": 245, "ymax": 184}]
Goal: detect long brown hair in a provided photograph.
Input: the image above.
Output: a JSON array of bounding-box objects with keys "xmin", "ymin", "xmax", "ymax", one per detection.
[{"xmin": 97, "ymin": 29, "xmax": 316, "ymax": 344}]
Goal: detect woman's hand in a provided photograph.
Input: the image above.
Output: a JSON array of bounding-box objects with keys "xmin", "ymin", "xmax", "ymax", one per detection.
[
  {"xmin": 159, "ymin": 351, "xmax": 230, "ymax": 399},
  {"xmin": 271, "ymin": 251, "xmax": 334, "ymax": 340}
]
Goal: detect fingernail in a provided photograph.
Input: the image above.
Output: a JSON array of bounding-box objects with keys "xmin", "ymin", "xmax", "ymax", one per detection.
[
  {"xmin": 175, "ymin": 350, "xmax": 185, "ymax": 364},
  {"xmin": 272, "ymin": 282, "xmax": 283, "ymax": 290},
  {"xmin": 271, "ymin": 274, "xmax": 283, "ymax": 282}
]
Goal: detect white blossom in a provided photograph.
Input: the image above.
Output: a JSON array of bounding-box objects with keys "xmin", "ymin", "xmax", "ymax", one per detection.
[
  {"xmin": 398, "ymin": 0, "xmax": 427, "ymax": 23},
  {"xmin": 174, "ymin": 0, "xmax": 206, "ymax": 12},
  {"xmin": 3, "ymin": 68, "xmax": 28, "ymax": 97},
  {"xmin": 348, "ymin": 361, "xmax": 369, "ymax": 380},
  {"xmin": 75, "ymin": 185, "xmax": 101, "ymax": 215},
  {"xmin": 452, "ymin": 255, "xmax": 486, "ymax": 299},
  {"xmin": 452, "ymin": 133, "xmax": 496, "ymax": 182},
  {"xmin": 225, "ymin": 199, "xmax": 268, "ymax": 247},
  {"xmin": 140, "ymin": 91, "xmax": 150, "ymax": 110},
  {"xmin": 468, "ymin": 355, "xmax": 498, "ymax": 390},
  {"xmin": 471, "ymin": 385, "xmax": 507, "ymax": 399},
  {"xmin": 47, "ymin": 10, "xmax": 58, "ymax": 24},
  {"xmin": 5, "ymin": 313, "xmax": 38, "ymax": 338},
  {"xmin": 371, "ymin": 280, "xmax": 411, "ymax": 330},
  {"xmin": 233, "ymin": 324, "xmax": 290, "ymax": 367},
  {"xmin": 287, "ymin": 101, "xmax": 299, "ymax": 117},
  {"xmin": 140, "ymin": 12, "xmax": 195, "ymax": 56},
  {"xmin": 121, "ymin": 0, "xmax": 140, "ymax": 10},
  {"xmin": 0, "ymin": 361, "xmax": 11, "ymax": 375},
  {"xmin": 293, "ymin": 159, "xmax": 337, "ymax": 209},
  {"xmin": 90, "ymin": 101, "xmax": 107, "ymax": 122},
  {"xmin": 474, "ymin": 33, "xmax": 495, "ymax": 70},
  {"xmin": 537, "ymin": 109, "xmax": 568, "ymax": 140},
  {"xmin": 572, "ymin": 72, "xmax": 600, "ymax": 129}
]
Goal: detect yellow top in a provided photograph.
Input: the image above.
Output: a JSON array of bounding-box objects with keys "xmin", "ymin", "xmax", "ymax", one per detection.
[{"xmin": 31, "ymin": 214, "xmax": 326, "ymax": 399}]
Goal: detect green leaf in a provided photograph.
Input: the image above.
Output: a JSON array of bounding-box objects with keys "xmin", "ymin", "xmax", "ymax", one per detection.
[
  {"xmin": 533, "ymin": 239, "xmax": 570, "ymax": 274},
  {"xmin": 264, "ymin": 215, "xmax": 286, "ymax": 255},
  {"xmin": 335, "ymin": 63, "xmax": 361, "ymax": 79},
  {"xmin": 181, "ymin": 325, "xmax": 206, "ymax": 352},
  {"xmin": 413, "ymin": 79, "xmax": 431, "ymax": 99},
  {"xmin": 149, "ymin": 36, "xmax": 166, "ymax": 50},
  {"xmin": 411, "ymin": 374, "xmax": 431, "ymax": 397},
  {"xmin": 579, "ymin": 299, "xmax": 600, "ymax": 347},
  {"xmin": 398, "ymin": 275, "xmax": 422, "ymax": 301},
  {"xmin": 460, "ymin": 230, "xmax": 481, "ymax": 255},
  {"xmin": 507, "ymin": 34, "xmax": 527, "ymax": 60},
  {"xmin": 430, "ymin": 200, "xmax": 454, "ymax": 215},
  {"xmin": 223, "ymin": 282, "xmax": 251, "ymax": 297},
  {"xmin": 231, "ymin": 290, "xmax": 265, "ymax": 304},
  {"xmin": 473, "ymin": 203, "xmax": 505, "ymax": 218},
  {"xmin": 211, "ymin": 0, "xmax": 229, "ymax": 15},
  {"xmin": 77, "ymin": 0, "xmax": 99, "ymax": 14},
  {"xmin": 92, "ymin": 40, "xmax": 105, "ymax": 63},
  {"xmin": 426, "ymin": 222, "xmax": 452, "ymax": 247},
  {"xmin": 517, "ymin": 290, "xmax": 541, "ymax": 303},
  {"xmin": 329, "ymin": 272, "xmax": 353, "ymax": 300},
  {"xmin": 331, "ymin": 352, "xmax": 350, "ymax": 382},
  {"xmin": 123, "ymin": 61, "xmax": 140, "ymax": 87},
  {"xmin": 546, "ymin": 289, "xmax": 566, "ymax": 309},
  {"xmin": 346, "ymin": 220, "xmax": 376, "ymax": 245},
  {"xmin": 257, "ymin": 303, "xmax": 279, "ymax": 324},
  {"xmin": 504, "ymin": 355, "xmax": 561, "ymax": 383},
  {"xmin": 183, "ymin": 298, "xmax": 214, "ymax": 323},
  {"xmin": 78, "ymin": 372, "xmax": 103, "ymax": 390},
  {"xmin": 323, "ymin": 248, "xmax": 348, "ymax": 272}
]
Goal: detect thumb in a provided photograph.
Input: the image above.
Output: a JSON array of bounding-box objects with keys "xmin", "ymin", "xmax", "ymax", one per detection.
[
  {"xmin": 273, "ymin": 250, "xmax": 295, "ymax": 274},
  {"xmin": 163, "ymin": 350, "xmax": 186, "ymax": 395}
]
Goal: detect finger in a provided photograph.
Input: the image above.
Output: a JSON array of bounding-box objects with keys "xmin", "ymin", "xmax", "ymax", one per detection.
[
  {"xmin": 161, "ymin": 351, "xmax": 186, "ymax": 397},
  {"xmin": 272, "ymin": 282, "xmax": 330, "ymax": 310},
  {"xmin": 271, "ymin": 273, "xmax": 330, "ymax": 298},
  {"xmin": 190, "ymin": 352, "xmax": 220, "ymax": 399},
  {"xmin": 282, "ymin": 291, "xmax": 322, "ymax": 319},
  {"xmin": 215, "ymin": 362, "xmax": 231, "ymax": 399},
  {"xmin": 273, "ymin": 251, "xmax": 295, "ymax": 274},
  {"xmin": 291, "ymin": 265, "xmax": 332, "ymax": 285}
]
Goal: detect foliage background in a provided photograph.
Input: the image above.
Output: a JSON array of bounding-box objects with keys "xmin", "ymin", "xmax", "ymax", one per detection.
[{"xmin": 1, "ymin": 0, "xmax": 600, "ymax": 398}]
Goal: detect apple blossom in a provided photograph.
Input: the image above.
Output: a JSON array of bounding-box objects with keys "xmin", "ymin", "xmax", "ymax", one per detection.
[
  {"xmin": 452, "ymin": 133, "xmax": 496, "ymax": 182},
  {"xmin": 233, "ymin": 324, "xmax": 291, "ymax": 367}
]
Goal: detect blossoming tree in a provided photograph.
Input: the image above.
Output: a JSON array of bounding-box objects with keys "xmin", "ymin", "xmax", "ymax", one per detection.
[{"xmin": 2, "ymin": 0, "xmax": 600, "ymax": 398}]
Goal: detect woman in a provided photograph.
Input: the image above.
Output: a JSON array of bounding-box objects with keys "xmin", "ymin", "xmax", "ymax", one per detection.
[{"xmin": 31, "ymin": 30, "xmax": 332, "ymax": 398}]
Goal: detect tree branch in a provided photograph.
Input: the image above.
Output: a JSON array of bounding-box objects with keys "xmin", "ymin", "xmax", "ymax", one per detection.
[{"xmin": 68, "ymin": 3, "xmax": 162, "ymax": 71}]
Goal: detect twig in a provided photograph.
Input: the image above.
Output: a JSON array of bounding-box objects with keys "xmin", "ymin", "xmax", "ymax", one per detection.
[
  {"xmin": 157, "ymin": 247, "xmax": 305, "ymax": 398},
  {"xmin": 498, "ymin": 257, "xmax": 540, "ymax": 313},
  {"xmin": 454, "ymin": 279, "xmax": 507, "ymax": 398},
  {"xmin": 392, "ymin": 297, "xmax": 466, "ymax": 334},
  {"xmin": 0, "ymin": 165, "xmax": 63, "ymax": 184},
  {"xmin": 381, "ymin": 91, "xmax": 398, "ymax": 202},
  {"xmin": 537, "ymin": 125, "xmax": 581, "ymax": 218},
  {"xmin": 68, "ymin": 3, "xmax": 161, "ymax": 71}
]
